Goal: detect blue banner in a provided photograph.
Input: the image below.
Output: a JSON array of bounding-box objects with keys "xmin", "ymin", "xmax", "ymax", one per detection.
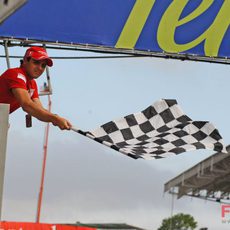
[{"xmin": 0, "ymin": 0, "xmax": 229, "ymax": 61}]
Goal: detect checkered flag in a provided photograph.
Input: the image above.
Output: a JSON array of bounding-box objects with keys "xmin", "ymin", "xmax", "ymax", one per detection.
[{"xmin": 72, "ymin": 99, "xmax": 226, "ymax": 159}]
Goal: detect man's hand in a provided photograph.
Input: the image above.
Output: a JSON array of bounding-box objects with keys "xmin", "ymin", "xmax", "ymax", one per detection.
[{"xmin": 52, "ymin": 114, "xmax": 72, "ymax": 130}]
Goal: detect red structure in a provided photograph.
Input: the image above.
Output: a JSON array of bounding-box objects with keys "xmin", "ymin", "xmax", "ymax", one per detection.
[{"xmin": 0, "ymin": 221, "xmax": 96, "ymax": 230}]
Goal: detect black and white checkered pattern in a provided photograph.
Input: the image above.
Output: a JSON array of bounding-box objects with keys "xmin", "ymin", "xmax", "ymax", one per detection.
[{"xmin": 72, "ymin": 99, "xmax": 226, "ymax": 159}]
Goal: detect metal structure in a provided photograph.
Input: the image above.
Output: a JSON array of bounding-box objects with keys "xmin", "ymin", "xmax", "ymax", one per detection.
[
  {"xmin": 164, "ymin": 145, "xmax": 230, "ymax": 203},
  {"xmin": 1, "ymin": 38, "xmax": 230, "ymax": 66},
  {"xmin": 0, "ymin": 0, "xmax": 27, "ymax": 24},
  {"xmin": 36, "ymin": 95, "xmax": 51, "ymax": 223},
  {"xmin": 35, "ymin": 45, "xmax": 53, "ymax": 223}
]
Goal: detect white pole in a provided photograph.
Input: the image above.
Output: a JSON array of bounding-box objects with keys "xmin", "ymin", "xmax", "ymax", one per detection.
[
  {"xmin": 0, "ymin": 104, "xmax": 9, "ymax": 220},
  {"xmin": 4, "ymin": 40, "xmax": 10, "ymax": 69}
]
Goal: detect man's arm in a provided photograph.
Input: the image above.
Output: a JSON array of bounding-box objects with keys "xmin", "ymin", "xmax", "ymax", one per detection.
[
  {"xmin": 32, "ymin": 97, "xmax": 45, "ymax": 108},
  {"xmin": 12, "ymin": 88, "xmax": 72, "ymax": 130}
]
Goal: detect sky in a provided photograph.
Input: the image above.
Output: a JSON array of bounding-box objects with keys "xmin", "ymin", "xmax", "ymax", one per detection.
[{"xmin": 0, "ymin": 45, "xmax": 230, "ymax": 230}]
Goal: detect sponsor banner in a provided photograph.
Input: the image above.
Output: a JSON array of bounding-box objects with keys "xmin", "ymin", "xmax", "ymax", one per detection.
[{"xmin": 0, "ymin": 0, "xmax": 229, "ymax": 62}]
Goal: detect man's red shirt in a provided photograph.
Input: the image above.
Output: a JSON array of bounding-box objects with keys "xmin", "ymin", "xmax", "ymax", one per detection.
[{"xmin": 0, "ymin": 67, "xmax": 39, "ymax": 113}]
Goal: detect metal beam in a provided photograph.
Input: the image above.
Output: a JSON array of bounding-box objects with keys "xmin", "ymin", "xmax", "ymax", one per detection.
[
  {"xmin": 0, "ymin": 0, "xmax": 27, "ymax": 23},
  {"xmin": 164, "ymin": 146, "xmax": 230, "ymax": 201},
  {"xmin": 164, "ymin": 146, "xmax": 230, "ymax": 192},
  {"xmin": 1, "ymin": 38, "xmax": 230, "ymax": 65}
]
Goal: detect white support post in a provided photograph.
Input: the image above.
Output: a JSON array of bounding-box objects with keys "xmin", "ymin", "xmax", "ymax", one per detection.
[
  {"xmin": 0, "ymin": 104, "xmax": 9, "ymax": 220},
  {"xmin": 4, "ymin": 40, "xmax": 10, "ymax": 69}
]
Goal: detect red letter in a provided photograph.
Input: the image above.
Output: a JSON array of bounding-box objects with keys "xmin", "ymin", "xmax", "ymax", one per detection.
[{"xmin": 222, "ymin": 205, "xmax": 230, "ymax": 218}]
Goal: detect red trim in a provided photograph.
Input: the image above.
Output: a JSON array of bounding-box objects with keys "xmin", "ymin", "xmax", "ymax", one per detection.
[{"xmin": 0, "ymin": 222, "xmax": 96, "ymax": 230}]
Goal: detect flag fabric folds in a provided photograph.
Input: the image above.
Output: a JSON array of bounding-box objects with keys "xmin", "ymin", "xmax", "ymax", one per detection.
[{"xmin": 72, "ymin": 99, "xmax": 226, "ymax": 159}]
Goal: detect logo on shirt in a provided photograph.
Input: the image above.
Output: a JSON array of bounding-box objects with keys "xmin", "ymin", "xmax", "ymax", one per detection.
[
  {"xmin": 28, "ymin": 89, "xmax": 35, "ymax": 97},
  {"xmin": 17, "ymin": 73, "xmax": 27, "ymax": 83}
]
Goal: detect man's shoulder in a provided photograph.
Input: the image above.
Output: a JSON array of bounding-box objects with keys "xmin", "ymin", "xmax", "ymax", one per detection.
[
  {"xmin": 5, "ymin": 67, "xmax": 22, "ymax": 73},
  {"xmin": 2, "ymin": 67, "xmax": 26, "ymax": 81},
  {"xmin": 1, "ymin": 67, "xmax": 21, "ymax": 77}
]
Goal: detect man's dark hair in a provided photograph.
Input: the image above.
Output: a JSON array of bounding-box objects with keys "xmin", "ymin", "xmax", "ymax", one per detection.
[{"xmin": 20, "ymin": 57, "xmax": 31, "ymax": 66}]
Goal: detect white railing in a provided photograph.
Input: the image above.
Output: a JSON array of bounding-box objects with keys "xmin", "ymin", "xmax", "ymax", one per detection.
[{"xmin": 0, "ymin": 103, "xmax": 9, "ymax": 220}]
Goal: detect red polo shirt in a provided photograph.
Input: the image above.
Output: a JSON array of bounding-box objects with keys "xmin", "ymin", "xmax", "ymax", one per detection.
[{"xmin": 0, "ymin": 67, "xmax": 39, "ymax": 113}]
